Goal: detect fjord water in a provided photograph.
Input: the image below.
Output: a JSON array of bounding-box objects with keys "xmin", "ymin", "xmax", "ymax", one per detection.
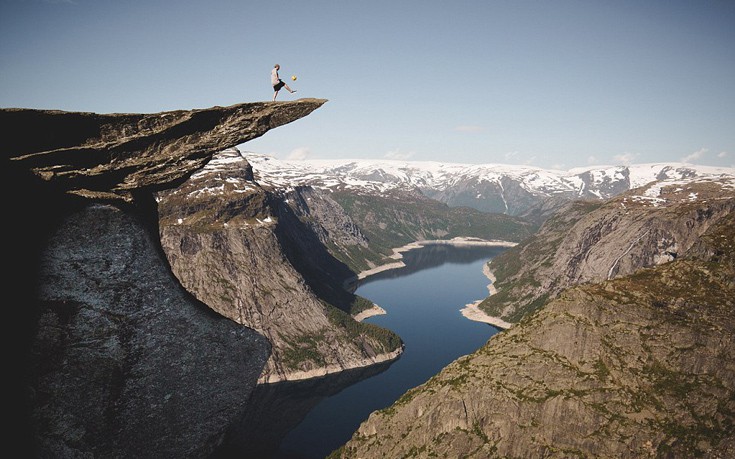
[{"xmin": 222, "ymin": 245, "xmax": 506, "ymax": 459}]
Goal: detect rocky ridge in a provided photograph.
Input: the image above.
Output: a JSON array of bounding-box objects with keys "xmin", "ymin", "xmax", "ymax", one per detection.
[{"xmin": 334, "ymin": 185, "xmax": 735, "ymax": 459}]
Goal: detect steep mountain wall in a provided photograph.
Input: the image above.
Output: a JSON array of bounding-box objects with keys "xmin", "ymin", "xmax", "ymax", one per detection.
[
  {"xmin": 423, "ymin": 174, "xmax": 543, "ymax": 215},
  {"xmin": 157, "ymin": 149, "xmax": 403, "ymax": 383},
  {"xmin": 480, "ymin": 178, "xmax": 735, "ymax": 322},
  {"xmin": 279, "ymin": 186, "xmax": 383, "ymax": 275},
  {"xmin": 33, "ymin": 203, "xmax": 269, "ymax": 457},
  {"xmin": 334, "ymin": 193, "xmax": 735, "ymax": 459}
]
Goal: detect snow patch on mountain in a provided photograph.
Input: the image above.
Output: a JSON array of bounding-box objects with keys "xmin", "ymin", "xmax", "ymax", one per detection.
[{"xmin": 240, "ymin": 150, "xmax": 735, "ymax": 215}]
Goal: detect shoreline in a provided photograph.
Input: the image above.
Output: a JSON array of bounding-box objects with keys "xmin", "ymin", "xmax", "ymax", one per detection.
[
  {"xmin": 460, "ymin": 301, "xmax": 512, "ymax": 330},
  {"xmin": 459, "ymin": 263, "xmax": 513, "ymax": 329},
  {"xmin": 345, "ymin": 237, "xmax": 517, "ymax": 329},
  {"xmin": 346, "ymin": 237, "xmax": 518, "ymax": 286},
  {"xmin": 260, "ymin": 238, "xmax": 513, "ymax": 385},
  {"xmin": 353, "ymin": 304, "xmax": 387, "ymax": 322},
  {"xmin": 257, "ymin": 346, "xmax": 404, "ymax": 384}
]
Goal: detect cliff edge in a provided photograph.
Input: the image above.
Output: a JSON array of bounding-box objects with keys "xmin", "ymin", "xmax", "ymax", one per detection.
[{"xmin": 5, "ymin": 99, "xmax": 325, "ymax": 202}]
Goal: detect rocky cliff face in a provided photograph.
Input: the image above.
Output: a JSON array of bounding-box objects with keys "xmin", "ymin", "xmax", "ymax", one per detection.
[
  {"xmin": 334, "ymin": 190, "xmax": 735, "ymax": 459},
  {"xmin": 279, "ymin": 185, "xmax": 381, "ymax": 274},
  {"xmin": 6, "ymin": 100, "xmax": 326, "ymax": 457},
  {"xmin": 5, "ymin": 100, "xmax": 326, "ymax": 202},
  {"xmin": 156, "ymin": 148, "xmax": 403, "ymax": 383},
  {"xmin": 480, "ymin": 177, "xmax": 735, "ymax": 322},
  {"xmin": 33, "ymin": 203, "xmax": 270, "ymax": 458}
]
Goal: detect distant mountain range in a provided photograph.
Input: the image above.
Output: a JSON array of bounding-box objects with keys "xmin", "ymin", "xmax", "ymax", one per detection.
[{"xmin": 245, "ymin": 152, "xmax": 734, "ymax": 217}]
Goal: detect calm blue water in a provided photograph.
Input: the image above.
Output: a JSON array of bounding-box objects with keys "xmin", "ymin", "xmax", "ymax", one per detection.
[{"xmin": 218, "ymin": 245, "xmax": 506, "ymax": 459}]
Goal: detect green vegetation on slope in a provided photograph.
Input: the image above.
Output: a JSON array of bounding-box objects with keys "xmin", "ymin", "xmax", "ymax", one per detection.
[
  {"xmin": 331, "ymin": 189, "xmax": 535, "ymax": 267},
  {"xmin": 279, "ymin": 301, "xmax": 403, "ymax": 371},
  {"xmin": 326, "ymin": 305, "xmax": 403, "ymax": 355},
  {"xmin": 478, "ymin": 200, "xmax": 601, "ymax": 321},
  {"xmin": 348, "ymin": 295, "xmax": 378, "ymax": 316}
]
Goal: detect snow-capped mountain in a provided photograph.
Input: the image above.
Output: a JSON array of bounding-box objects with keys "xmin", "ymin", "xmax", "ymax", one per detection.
[{"xmin": 243, "ymin": 150, "xmax": 734, "ymax": 216}]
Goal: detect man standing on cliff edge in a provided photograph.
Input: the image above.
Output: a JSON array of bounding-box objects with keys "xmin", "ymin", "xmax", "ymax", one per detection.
[{"xmin": 271, "ymin": 64, "xmax": 296, "ymax": 101}]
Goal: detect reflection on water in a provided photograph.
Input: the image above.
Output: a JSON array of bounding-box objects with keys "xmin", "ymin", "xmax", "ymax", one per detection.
[
  {"xmin": 214, "ymin": 244, "xmax": 507, "ymax": 459},
  {"xmin": 214, "ymin": 360, "xmax": 395, "ymax": 459},
  {"xmin": 361, "ymin": 244, "xmax": 508, "ymax": 284}
]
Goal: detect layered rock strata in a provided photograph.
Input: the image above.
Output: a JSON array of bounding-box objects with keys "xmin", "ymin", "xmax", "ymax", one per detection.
[{"xmin": 5, "ymin": 99, "xmax": 326, "ymax": 202}]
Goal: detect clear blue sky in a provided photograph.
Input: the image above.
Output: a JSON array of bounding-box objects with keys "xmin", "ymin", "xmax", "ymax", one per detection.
[{"xmin": 2, "ymin": 0, "xmax": 733, "ymax": 170}]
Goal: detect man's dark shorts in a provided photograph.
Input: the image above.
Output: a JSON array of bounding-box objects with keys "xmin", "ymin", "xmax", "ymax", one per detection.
[{"xmin": 273, "ymin": 80, "xmax": 285, "ymax": 91}]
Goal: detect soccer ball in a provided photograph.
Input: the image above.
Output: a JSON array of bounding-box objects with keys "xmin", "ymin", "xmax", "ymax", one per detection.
[{"xmin": 291, "ymin": 75, "xmax": 297, "ymax": 81}]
